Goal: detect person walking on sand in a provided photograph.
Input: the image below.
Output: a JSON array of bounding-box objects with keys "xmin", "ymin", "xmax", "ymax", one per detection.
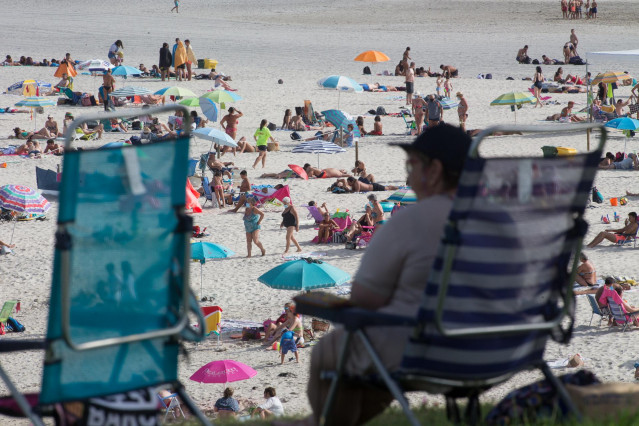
[
  {"xmin": 570, "ymin": 29, "xmax": 579, "ymax": 56},
  {"xmin": 533, "ymin": 66, "xmax": 545, "ymax": 107},
  {"xmin": 159, "ymin": 43, "xmax": 172, "ymax": 82},
  {"xmin": 253, "ymin": 119, "xmax": 275, "ymax": 169},
  {"xmin": 405, "ymin": 62, "xmax": 415, "ymax": 106},
  {"xmin": 280, "ymin": 197, "xmax": 302, "ymax": 254},
  {"xmin": 108, "ymin": 40, "xmax": 123, "ymax": 66},
  {"xmin": 456, "ymin": 92, "xmax": 469, "ymax": 132},
  {"xmin": 402, "ymin": 47, "xmax": 411, "ymax": 72},
  {"xmin": 220, "ymin": 107, "xmax": 243, "ymax": 155},
  {"xmin": 243, "ymin": 197, "xmax": 266, "ymax": 257},
  {"xmin": 171, "ymin": 0, "xmax": 179, "ymax": 13},
  {"xmin": 184, "ymin": 39, "xmax": 196, "ymax": 81},
  {"xmin": 173, "ymin": 40, "xmax": 187, "ymax": 81}
]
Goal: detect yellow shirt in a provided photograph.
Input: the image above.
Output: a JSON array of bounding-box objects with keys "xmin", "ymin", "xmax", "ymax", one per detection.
[{"xmin": 254, "ymin": 127, "xmax": 272, "ymax": 146}]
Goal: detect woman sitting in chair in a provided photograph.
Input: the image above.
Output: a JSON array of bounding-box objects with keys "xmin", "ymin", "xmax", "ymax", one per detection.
[
  {"xmin": 345, "ymin": 204, "xmax": 374, "ymax": 242},
  {"xmin": 317, "ymin": 211, "xmax": 339, "ymax": 244}
]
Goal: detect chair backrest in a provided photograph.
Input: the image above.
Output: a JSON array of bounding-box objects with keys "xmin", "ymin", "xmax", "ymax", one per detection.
[
  {"xmin": 0, "ymin": 301, "xmax": 17, "ymax": 323},
  {"xmin": 41, "ymin": 106, "xmax": 204, "ymax": 405},
  {"xmin": 305, "ymin": 206, "xmax": 324, "ymax": 223},
  {"xmin": 201, "ymin": 306, "xmax": 223, "ymax": 335},
  {"xmin": 587, "ymin": 294, "xmax": 603, "ymax": 315},
  {"xmin": 400, "ymin": 124, "xmax": 605, "ymax": 382},
  {"xmin": 100, "ymin": 119, "xmax": 113, "ymax": 131},
  {"xmin": 202, "ymin": 176, "xmax": 212, "ymax": 200},
  {"xmin": 252, "ymin": 185, "xmax": 291, "ymax": 206},
  {"xmin": 607, "ymin": 297, "xmax": 631, "ymax": 324}
]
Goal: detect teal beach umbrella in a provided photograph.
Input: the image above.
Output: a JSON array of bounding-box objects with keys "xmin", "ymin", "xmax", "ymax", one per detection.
[{"xmin": 258, "ymin": 258, "xmax": 350, "ymax": 291}]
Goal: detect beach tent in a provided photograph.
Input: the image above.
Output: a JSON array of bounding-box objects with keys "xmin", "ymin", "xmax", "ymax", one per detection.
[{"xmin": 53, "ymin": 61, "xmax": 77, "ymax": 78}]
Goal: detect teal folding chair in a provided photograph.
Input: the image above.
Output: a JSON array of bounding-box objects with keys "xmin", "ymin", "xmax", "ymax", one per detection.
[{"xmin": 0, "ymin": 105, "xmax": 211, "ymax": 426}]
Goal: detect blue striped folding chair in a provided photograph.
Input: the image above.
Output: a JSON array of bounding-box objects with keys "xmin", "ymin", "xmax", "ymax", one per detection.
[
  {"xmin": 295, "ymin": 123, "xmax": 606, "ymax": 426},
  {"xmin": 586, "ymin": 294, "xmax": 610, "ymax": 326},
  {"xmin": 0, "ymin": 106, "xmax": 211, "ymax": 426}
]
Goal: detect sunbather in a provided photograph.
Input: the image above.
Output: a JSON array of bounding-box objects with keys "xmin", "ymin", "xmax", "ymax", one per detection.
[
  {"xmin": 586, "ymin": 212, "xmax": 639, "ymax": 248},
  {"xmin": 352, "ymin": 160, "xmax": 375, "ymax": 183},
  {"xmin": 317, "ymin": 211, "xmax": 339, "ymax": 244},
  {"xmin": 575, "ymin": 253, "xmax": 597, "ymax": 286},
  {"xmin": 599, "ymin": 153, "xmax": 638, "ymax": 170},
  {"xmin": 343, "ymin": 176, "xmax": 398, "ymax": 192},
  {"xmin": 345, "ymin": 205, "xmax": 374, "ymax": 242},
  {"xmin": 44, "ymin": 139, "xmax": 63, "ymax": 155},
  {"xmin": 303, "ymin": 164, "xmax": 350, "ymax": 178}
]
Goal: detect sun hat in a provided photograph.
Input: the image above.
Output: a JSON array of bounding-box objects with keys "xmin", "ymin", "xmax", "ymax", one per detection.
[
  {"xmin": 282, "ymin": 196, "xmax": 291, "ymax": 205},
  {"xmin": 143, "ymin": 127, "xmax": 151, "ymax": 134},
  {"xmin": 65, "ymin": 112, "xmax": 73, "ymax": 117},
  {"xmin": 392, "ymin": 123, "xmax": 472, "ymax": 177},
  {"xmin": 456, "ymin": 91, "xmax": 463, "ymax": 98}
]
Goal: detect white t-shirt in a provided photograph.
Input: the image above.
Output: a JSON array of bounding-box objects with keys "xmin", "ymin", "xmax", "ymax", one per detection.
[
  {"xmin": 109, "ymin": 43, "xmax": 118, "ymax": 54},
  {"xmin": 259, "ymin": 397, "xmax": 284, "ymax": 416}
]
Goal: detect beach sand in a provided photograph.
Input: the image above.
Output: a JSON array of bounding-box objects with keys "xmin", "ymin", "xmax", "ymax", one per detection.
[{"xmin": 2, "ymin": 0, "xmax": 639, "ymax": 421}]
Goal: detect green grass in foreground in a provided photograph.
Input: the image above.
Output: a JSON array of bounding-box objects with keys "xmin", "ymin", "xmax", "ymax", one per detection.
[{"xmin": 176, "ymin": 404, "xmax": 639, "ymax": 425}]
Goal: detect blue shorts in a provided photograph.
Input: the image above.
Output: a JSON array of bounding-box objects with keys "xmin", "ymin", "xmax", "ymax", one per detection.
[
  {"xmin": 108, "ymin": 52, "xmax": 116, "ymax": 59},
  {"xmin": 280, "ymin": 339, "xmax": 297, "ymax": 354}
]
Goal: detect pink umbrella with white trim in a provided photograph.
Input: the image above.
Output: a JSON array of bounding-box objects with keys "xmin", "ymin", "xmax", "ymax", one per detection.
[{"xmin": 189, "ymin": 360, "xmax": 257, "ymax": 385}]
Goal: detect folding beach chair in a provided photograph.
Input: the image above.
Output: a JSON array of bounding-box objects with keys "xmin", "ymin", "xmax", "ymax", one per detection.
[
  {"xmin": 0, "ymin": 105, "xmax": 211, "ymax": 426},
  {"xmin": 615, "ymin": 231, "xmax": 637, "ymax": 247},
  {"xmin": 401, "ymin": 112, "xmax": 416, "ymax": 133},
  {"xmin": 586, "ymin": 294, "xmax": 610, "ymax": 326},
  {"xmin": 295, "ymin": 123, "xmax": 606, "ymax": 426},
  {"xmin": 0, "ymin": 301, "xmax": 17, "ymax": 328},
  {"xmin": 202, "ymin": 176, "xmax": 219, "ymax": 208},
  {"xmin": 606, "ymin": 297, "xmax": 639, "ymax": 332},
  {"xmin": 157, "ymin": 392, "xmax": 186, "ymax": 421},
  {"xmin": 304, "ymin": 100, "xmax": 324, "ymax": 126},
  {"xmin": 304, "ymin": 205, "xmax": 325, "ymax": 224}
]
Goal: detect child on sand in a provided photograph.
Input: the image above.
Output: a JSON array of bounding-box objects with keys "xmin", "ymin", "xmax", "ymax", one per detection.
[
  {"xmin": 279, "ymin": 329, "xmax": 299, "ymax": 364},
  {"xmin": 212, "ymin": 170, "xmax": 225, "ymax": 208},
  {"xmin": 444, "ymin": 77, "xmax": 453, "ymax": 98},
  {"xmin": 171, "ymin": 0, "xmax": 179, "ymax": 13}
]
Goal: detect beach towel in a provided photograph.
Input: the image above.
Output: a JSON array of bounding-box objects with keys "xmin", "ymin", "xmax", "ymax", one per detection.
[{"xmin": 174, "ymin": 42, "xmax": 187, "ymax": 68}]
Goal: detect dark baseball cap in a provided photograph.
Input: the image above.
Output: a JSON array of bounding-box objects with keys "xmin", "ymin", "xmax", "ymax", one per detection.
[{"xmin": 391, "ymin": 124, "xmax": 472, "ymax": 176}]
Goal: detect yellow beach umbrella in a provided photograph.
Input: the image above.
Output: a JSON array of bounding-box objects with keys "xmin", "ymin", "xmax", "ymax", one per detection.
[{"xmin": 590, "ymin": 71, "xmax": 632, "ymax": 85}]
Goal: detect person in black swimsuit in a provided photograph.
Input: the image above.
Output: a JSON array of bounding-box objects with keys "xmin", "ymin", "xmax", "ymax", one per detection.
[
  {"xmin": 533, "ymin": 66, "xmax": 544, "ymax": 108},
  {"xmin": 345, "ymin": 205, "xmax": 374, "ymax": 242},
  {"xmin": 280, "ymin": 197, "xmax": 302, "ymax": 254}
]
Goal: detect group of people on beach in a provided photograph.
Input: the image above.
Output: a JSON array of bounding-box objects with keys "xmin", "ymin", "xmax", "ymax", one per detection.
[{"xmin": 561, "ymin": 0, "xmax": 597, "ymax": 19}]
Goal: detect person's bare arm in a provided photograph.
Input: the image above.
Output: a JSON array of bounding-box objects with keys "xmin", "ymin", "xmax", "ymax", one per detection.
[{"xmin": 292, "ymin": 208, "xmax": 300, "ymax": 231}]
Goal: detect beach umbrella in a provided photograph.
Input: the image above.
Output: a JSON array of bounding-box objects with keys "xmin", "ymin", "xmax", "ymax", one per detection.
[
  {"xmin": 192, "ymin": 128, "xmax": 238, "ymax": 148},
  {"xmin": 110, "ymin": 65, "xmax": 143, "ymax": 77},
  {"xmin": 604, "ymin": 117, "xmax": 639, "ymax": 131},
  {"xmin": 99, "ymin": 142, "xmax": 131, "ymax": 149},
  {"xmin": 179, "ymin": 97, "xmax": 200, "ymax": 107},
  {"xmin": 77, "ymin": 59, "xmax": 112, "ymax": 72},
  {"xmin": 490, "ymin": 91, "xmax": 535, "ymax": 122},
  {"xmin": 292, "ymin": 139, "xmax": 346, "ymax": 167},
  {"xmin": 200, "ymin": 90, "xmax": 242, "ymax": 104},
  {"xmin": 190, "ymin": 360, "xmax": 257, "ymax": 385},
  {"xmin": 591, "ymin": 71, "xmax": 632, "ymax": 86},
  {"xmin": 388, "ymin": 187, "xmax": 417, "ymax": 204},
  {"xmin": 288, "ymin": 164, "xmax": 309, "ymax": 180},
  {"xmin": 258, "ymin": 258, "xmax": 351, "ymax": 291},
  {"xmin": 0, "ymin": 185, "xmax": 51, "ymax": 244},
  {"xmin": 108, "ymin": 86, "xmax": 152, "ymax": 97},
  {"xmin": 200, "ymin": 97, "xmax": 219, "ymax": 122},
  {"xmin": 53, "ymin": 62, "xmax": 77, "ymax": 78},
  {"xmin": 321, "ymin": 109, "xmax": 361, "ymax": 138},
  {"xmin": 7, "ymin": 80, "xmax": 52, "ymax": 96},
  {"xmin": 191, "ymin": 241, "xmax": 235, "ymax": 300},
  {"xmin": 438, "ymin": 97, "xmax": 459, "ymax": 110},
  {"xmin": 354, "ymin": 50, "xmax": 390, "ymax": 64},
  {"xmin": 317, "ymin": 75, "xmax": 363, "ymax": 109},
  {"xmin": 154, "ymin": 86, "xmax": 197, "ymax": 98},
  {"xmin": 14, "ymin": 97, "xmax": 56, "ymax": 130}
]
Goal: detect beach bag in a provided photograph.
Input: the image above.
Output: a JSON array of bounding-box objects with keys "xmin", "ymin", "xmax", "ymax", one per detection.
[
  {"xmin": 129, "ymin": 136, "xmax": 142, "ymax": 146},
  {"xmin": 485, "ymin": 73, "xmax": 493, "ymax": 79},
  {"xmin": 312, "ymin": 319, "xmax": 330, "ymax": 332},
  {"xmin": 332, "ymin": 231, "xmax": 346, "ymax": 244},
  {"xmin": 267, "ymin": 123, "xmax": 277, "ymax": 131},
  {"xmin": 0, "ymin": 323, "xmax": 4, "ymax": 335},
  {"xmin": 532, "ymin": 59, "xmax": 540, "ymax": 64},
  {"xmin": 5, "ymin": 317, "xmax": 25, "ymax": 332},
  {"xmin": 242, "ymin": 327, "xmax": 261, "ymax": 340},
  {"xmin": 331, "ymin": 186, "xmax": 346, "ymax": 194},
  {"xmin": 345, "ymin": 241, "xmax": 357, "ymax": 250},
  {"xmin": 592, "ymin": 187, "xmax": 604, "ymax": 204},
  {"xmin": 376, "ymin": 106, "xmax": 387, "ymax": 116},
  {"xmin": 131, "ymin": 120, "xmax": 142, "ymax": 130},
  {"xmin": 290, "ymin": 132, "xmax": 301, "ymax": 140},
  {"xmin": 363, "ymin": 66, "xmax": 371, "ymax": 75}
]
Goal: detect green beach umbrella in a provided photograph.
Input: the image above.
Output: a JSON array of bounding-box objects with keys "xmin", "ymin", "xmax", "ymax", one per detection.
[
  {"xmin": 179, "ymin": 97, "xmax": 200, "ymax": 107},
  {"xmin": 490, "ymin": 91, "xmax": 536, "ymax": 122},
  {"xmin": 154, "ymin": 86, "xmax": 197, "ymax": 98}
]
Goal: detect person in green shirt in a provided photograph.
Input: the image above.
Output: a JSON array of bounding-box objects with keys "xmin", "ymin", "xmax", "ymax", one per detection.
[{"xmin": 253, "ymin": 119, "xmax": 275, "ymax": 169}]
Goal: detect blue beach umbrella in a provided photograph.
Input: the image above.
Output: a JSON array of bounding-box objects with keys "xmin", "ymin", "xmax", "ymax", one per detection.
[
  {"xmin": 193, "ymin": 127, "xmax": 238, "ymax": 148},
  {"xmin": 317, "ymin": 75, "xmax": 363, "ymax": 109},
  {"xmin": 388, "ymin": 187, "xmax": 417, "ymax": 204},
  {"xmin": 604, "ymin": 117, "xmax": 639, "ymax": 131},
  {"xmin": 191, "ymin": 241, "xmax": 235, "ymax": 299},
  {"xmin": 111, "ymin": 65, "xmax": 143, "ymax": 77},
  {"xmin": 200, "ymin": 97, "xmax": 219, "ymax": 122},
  {"xmin": 438, "ymin": 97, "xmax": 459, "ymax": 110},
  {"xmin": 321, "ymin": 109, "xmax": 361, "ymax": 138},
  {"xmin": 258, "ymin": 258, "xmax": 351, "ymax": 291},
  {"xmin": 108, "ymin": 86, "xmax": 152, "ymax": 97},
  {"xmin": 7, "ymin": 80, "xmax": 52, "ymax": 96}
]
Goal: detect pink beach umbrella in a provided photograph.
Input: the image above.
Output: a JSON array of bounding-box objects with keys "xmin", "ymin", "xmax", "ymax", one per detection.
[{"xmin": 189, "ymin": 360, "xmax": 257, "ymax": 385}]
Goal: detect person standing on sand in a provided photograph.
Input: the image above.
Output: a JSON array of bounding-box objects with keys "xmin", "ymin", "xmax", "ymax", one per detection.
[
  {"xmin": 108, "ymin": 40, "xmax": 123, "ymax": 66},
  {"xmin": 220, "ymin": 107, "xmax": 243, "ymax": 155},
  {"xmin": 184, "ymin": 39, "xmax": 196, "ymax": 81},
  {"xmin": 171, "ymin": 0, "xmax": 179, "ymax": 13},
  {"xmin": 532, "ymin": 66, "xmax": 544, "ymax": 108},
  {"xmin": 159, "ymin": 42, "xmax": 172, "ymax": 81},
  {"xmin": 173, "ymin": 40, "xmax": 187, "ymax": 81},
  {"xmin": 402, "ymin": 47, "xmax": 411, "ymax": 73},
  {"xmin": 243, "ymin": 197, "xmax": 266, "ymax": 258},
  {"xmin": 456, "ymin": 92, "xmax": 468, "ymax": 132},
  {"xmin": 280, "ymin": 197, "xmax": 302, "ymax": 254},
  {"xmin": 570, "ymin": 29, "xmax": 579, "ymax": 55},
  {"xmin": 253, "ymin": 119, "xmax": 275, "ymax": 169},
  {"xmin": 405, "ymin": 62, "xmax": 415, "ymax": 105}
]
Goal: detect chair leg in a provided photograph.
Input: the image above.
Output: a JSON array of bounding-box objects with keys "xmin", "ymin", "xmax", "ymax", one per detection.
[
  {"xmin": 356, "ymin": 330, "xmax": 421, "ymax": 426},
  {"xmin": 589, "ymin": 312, "xmax": 594, "ymax": 326},
  {"xmin": 539, "ymin": 361, "xmax": 581, "ymax": 421},
  {"xmin": 445, "ymin": 396, "xmax": 461, "ymax": 424},
  {"xmin": 319, "ymin": 331, "xmax": 352, "ymax": 426},
  {"xmin": 464, "ymin": 394, "xmax": 481, "ymax": 426},
  {"xmin": 176, "ymin": 384, "xmax": 212, "ymax": 426}
]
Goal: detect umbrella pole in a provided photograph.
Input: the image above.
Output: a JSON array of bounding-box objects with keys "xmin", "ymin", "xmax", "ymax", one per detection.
[
  {"xmin": 9, "ymin": 218, "xmax": 16, "ymax": 246},
  {"xmin": 200, "ymin": 262, "xmax": 204, "ymax": 301},
  {"xmin": 337, "ymin": 91, "xmax": 341, "ymax": 110}
]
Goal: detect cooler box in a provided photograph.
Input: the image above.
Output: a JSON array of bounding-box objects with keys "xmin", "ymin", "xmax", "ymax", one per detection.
[
  {"xmin": 380, "ymin": 201, "xmax": 395, "ymax": 212},
  {"xmin": 541, "ymin": 146, "xmax": 558, "ymax": 158},
  {"xmin": 197, "ymin": 59, "xmax": 205, "ymax": 69},
  {"xmin": 203, "ymin": 59, "xmax": 218, "ymax": 70},
  {"xmin": 556, "ymin": 147, "xmax": 577, "ymax": 156}
]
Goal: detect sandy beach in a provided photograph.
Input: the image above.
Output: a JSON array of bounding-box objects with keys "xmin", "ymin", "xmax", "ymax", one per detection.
[{"xmin": 2, "ymin": 0, "xmax": 639, "ymax": 422}]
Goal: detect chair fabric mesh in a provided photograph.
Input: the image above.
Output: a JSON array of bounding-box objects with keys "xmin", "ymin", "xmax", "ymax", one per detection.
[
  {"xmin": 401, "ymin": 153, "xmax": 600, "ymax": 381},
  {"xmin": 41, "ymin": 137, "xmax": 193, "ymax": 404}
]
